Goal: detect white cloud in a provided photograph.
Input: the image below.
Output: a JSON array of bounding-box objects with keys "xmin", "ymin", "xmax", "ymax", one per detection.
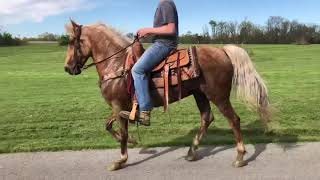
[{"xmin": 0, "ymin": 0, "xmax": 95, "ymax": 25}]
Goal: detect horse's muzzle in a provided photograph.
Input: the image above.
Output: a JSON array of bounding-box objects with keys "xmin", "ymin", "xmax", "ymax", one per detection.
[{"xmin": 64, "ymin": 65, "xmax": 81, "ymax": 75}]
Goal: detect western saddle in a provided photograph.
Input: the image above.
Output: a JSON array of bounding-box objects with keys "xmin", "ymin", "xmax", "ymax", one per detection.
[{"xmin": 125, "ymin": 41, "xmax": 201, "ymax": 121}]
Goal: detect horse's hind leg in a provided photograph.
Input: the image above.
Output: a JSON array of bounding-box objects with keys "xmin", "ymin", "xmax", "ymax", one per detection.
[
  {"xmin": 186, "ymin": 91, "xmax": 214, "ymax": 161},
  {"xmin": 214, "ymin": 99, "xmax": 247, "ymax": 167}
]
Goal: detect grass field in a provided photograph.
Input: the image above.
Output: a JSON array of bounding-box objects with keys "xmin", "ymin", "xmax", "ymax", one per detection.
[{"xmin": 0, "ymin": 44, "xmax": 319, "ymax": 153}]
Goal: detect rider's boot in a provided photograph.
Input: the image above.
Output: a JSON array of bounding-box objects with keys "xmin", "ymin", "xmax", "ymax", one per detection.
[{"xmin": 119, "ymin": 111, "xmax": 151, "ymax": 126}]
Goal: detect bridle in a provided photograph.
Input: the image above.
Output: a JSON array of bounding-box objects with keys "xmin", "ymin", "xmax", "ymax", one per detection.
[
  {"xmin": 73, "ymin": 25, "xmax": 85, "ymax": 69},
  {"xmin": 71, "ymin": 25, "xmax": 141, "ymax": 71}
]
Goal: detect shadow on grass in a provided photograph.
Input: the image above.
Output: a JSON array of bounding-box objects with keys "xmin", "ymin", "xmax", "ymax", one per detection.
[{"xmin": 127, "ymin": 120, "xmax": 300, "ymax": 167}]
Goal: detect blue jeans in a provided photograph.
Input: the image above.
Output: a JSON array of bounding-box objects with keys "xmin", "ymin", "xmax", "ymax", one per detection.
[{"xmin": 132, "ymin": 41, "xmax": 175, "ymax": 111}]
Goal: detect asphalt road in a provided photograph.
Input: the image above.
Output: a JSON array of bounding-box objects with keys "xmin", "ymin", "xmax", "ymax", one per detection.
[{"xmin": 0, "ymin": 143, "xmax": 319, "ymax": 180}]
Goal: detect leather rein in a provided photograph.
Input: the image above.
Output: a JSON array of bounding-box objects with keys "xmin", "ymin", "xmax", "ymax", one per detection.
[{"xmin": 72, "ymin": 25, "xmax": 140, "ymax": 73}]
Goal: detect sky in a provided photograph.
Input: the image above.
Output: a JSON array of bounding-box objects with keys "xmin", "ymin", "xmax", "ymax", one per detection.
[{"xmin": 1, "ymin": 0, "xmax": 320, "ymax": 37}]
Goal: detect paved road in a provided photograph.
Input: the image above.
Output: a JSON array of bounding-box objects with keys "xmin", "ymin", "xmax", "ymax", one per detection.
[{"xmin": 0, "ymin": 143, "xmax": 319, "ymax": 180}]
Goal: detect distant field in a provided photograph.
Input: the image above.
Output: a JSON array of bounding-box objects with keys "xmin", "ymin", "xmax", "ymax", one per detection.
[
  {"xmin": 27, "ymin": 41, "xmax": 58, "ymax": 44},
  {"xmin": 0, "ymin": 44, "xmax": 319, "ymax": 153}
]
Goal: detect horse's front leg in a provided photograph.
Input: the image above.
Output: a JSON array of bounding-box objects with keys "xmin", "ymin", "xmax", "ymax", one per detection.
[
  {"xmin": 107, "ymin": 105, "xmax": 131, "ymax": 171},
  {"xmin": 106, "ymin": 113, "xmax": 137, "ymax": 144},
  {"xmin": 106, "ymin": 116, "xmax": 122, "ymax": 142},
  {"xmin": 108, "ymin": 117, "xmax": 129, "ymax": 171}
]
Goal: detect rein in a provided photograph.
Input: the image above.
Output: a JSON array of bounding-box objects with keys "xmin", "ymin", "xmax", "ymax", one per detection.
[
  {"xmin": 71, "ymin": 25, "xmax": 142, "ymax": 82},
  {"xmin": 81, "ymin": 36, "xmax": 140, "ymax": 71}
]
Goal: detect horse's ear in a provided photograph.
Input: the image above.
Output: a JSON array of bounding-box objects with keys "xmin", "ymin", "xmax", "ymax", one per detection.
[{"xmin": 70, "ymin": 19, "xmax": 79, "ymax": 29}]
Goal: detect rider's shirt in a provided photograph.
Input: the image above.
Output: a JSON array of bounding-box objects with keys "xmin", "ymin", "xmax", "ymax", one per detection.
[{"xmin": 153, "ymin": 0, "xmax": 179, "ymax": 47}]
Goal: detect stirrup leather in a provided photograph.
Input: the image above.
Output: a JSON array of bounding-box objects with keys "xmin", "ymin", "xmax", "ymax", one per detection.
[{"xmin": 129, "ymin": 101, "xmax": 138, "ymax": 122}]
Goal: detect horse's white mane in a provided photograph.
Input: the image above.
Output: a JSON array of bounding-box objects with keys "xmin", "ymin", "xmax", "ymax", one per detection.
[
  {"xmin": 91, "ymin": 23, "xmax": 133, "ymax": 47},
  {"xmin": 65, "ymin": 22, "xmax": 133, "ymax": 48}
]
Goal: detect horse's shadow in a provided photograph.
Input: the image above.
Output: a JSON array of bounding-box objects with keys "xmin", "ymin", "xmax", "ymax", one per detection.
[{"xmin": 126, "ymin": 120, "xmax": 299, "ymax": 167}]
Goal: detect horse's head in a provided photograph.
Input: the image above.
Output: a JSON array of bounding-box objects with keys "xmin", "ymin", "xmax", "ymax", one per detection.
[{"xmin": 64, "ymin": 20, "xmax": 92, "ymax": 75}]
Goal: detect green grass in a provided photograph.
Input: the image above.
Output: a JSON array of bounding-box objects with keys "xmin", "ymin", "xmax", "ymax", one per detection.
[{"xmin": 0, "ymin": 44, "xmax": 319, "ymax": 153}]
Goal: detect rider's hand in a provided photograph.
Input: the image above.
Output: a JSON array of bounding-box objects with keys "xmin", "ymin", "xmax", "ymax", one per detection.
[{"xmin": 137, "ymin": 28, "xmax": 152, "ymax": 38}]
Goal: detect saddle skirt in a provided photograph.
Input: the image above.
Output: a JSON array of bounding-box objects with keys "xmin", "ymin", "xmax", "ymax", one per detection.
[{"xmin": 125, "ymin": 41, "xmax": 201, "ymax": 111}]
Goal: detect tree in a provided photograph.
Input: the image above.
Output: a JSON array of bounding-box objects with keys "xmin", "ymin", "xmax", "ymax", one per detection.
[
  {"xmin": 239, "ymin": 20, "xmax": 254, "ymax": 43},
  {"xmin": 179, "ymin": 31, "xmax": 200, "ymax": 44},
  {"xmin": 0, "ymin": 31, "xmax": 25, "ymax": 46},
  {"xmin": 228, "ymin": 21, "xmax": 238, "ymax": 43},
  {"xmin": 266, "ymin": 16, "xmax": 287, "ymax": 43},
  {"xmin": 126, "ymin": 32, "xmax": 134, "ymax": 39},
  {"xmin": 180, "ymin": 16, "xmax": 320, "ymax": 44},
  {"xmin": 280, "ymin": 20, "xmax": 290, "ymax": 43},
  {"xmin": 209, "ymin": 20, "xmax": 217, "ymax": 40},
  {"xmin": 38, "ymin": 32, "xmax": 59, "ymax": 41},
  {"xmin": 58, "ymin": 35, "xmax": 69, "ymax": 46},
  {"xmin": 202, "ymin": 24, "xmax": 210, "ymax": 44},
  {"xmin": 239, "ymin": 20, "xmax": 264, "ymax": 44}
]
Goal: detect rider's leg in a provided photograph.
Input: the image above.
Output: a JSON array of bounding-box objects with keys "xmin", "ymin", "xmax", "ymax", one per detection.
[
  {"xmin": 120, "ymin": 42, "xmax": 174, "ymax": 125},
  {"xmin": 132, "ymin": 42, "xmax": 174, "ymax": 111}
]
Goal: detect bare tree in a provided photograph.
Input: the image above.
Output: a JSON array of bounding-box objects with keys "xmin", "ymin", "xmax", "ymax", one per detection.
[
  {"xmin": 202, "ymin": 24, "xmax": 209, "ymax": 37},
  {"xmin": 202, "ymin": 24, "xmax": 210, "ymax": 43},
  {"xmin": 209, "ymin": 19, "xmax": 217, "ymax": 40},
  {"xmin": 228, "ymin": 21, "xmax": 238, "ymax": 43}
]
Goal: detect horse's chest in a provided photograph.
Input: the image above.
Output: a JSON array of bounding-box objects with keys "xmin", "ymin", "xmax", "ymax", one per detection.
[{"xmin": 100, "ymin": 79, "xmax": 130, "ymax": 106}]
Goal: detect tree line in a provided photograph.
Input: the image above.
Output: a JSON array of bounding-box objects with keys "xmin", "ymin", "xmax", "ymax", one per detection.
[
  {"xmin": 179, "ymin": 16, "xmax": 320, "ymax": 44},
  {"xmin": 0, "ymin": 28, "xmax": 26, "ymax": 46},
  {"xmin": 24, "ymin": 32, "xmax": 69, "ymax": 45},
  {"xmin": 1, "ymin": 16, "xmax": 320, "ymax": 46},
  {"xmin": 34, "ymin": 17, "xmax": 320, "ymax": 45},
  {"xmin": 0, "ymin": 29, "xmax": 69, "ymax": 46}
]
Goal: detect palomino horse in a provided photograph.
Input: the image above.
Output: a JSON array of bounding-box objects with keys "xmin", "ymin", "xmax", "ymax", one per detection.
[{"xmin": 64, "ymin": 20, "xmax": 271, "ymax": 171}]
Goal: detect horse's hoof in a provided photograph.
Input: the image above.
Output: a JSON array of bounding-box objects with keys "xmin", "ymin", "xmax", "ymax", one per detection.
[
  {"xmin": 186, "ymin": 154, "xmax": 197, "ymax": 161},
  {"xmin": 186, "ymin": 152, "xmax": 197, "ymax": 161},
  {"xmin": 186, "ymin": 148, "xmax": 198, "ymax": 161},
  {"xmin": 232, "ymin": 160, "xmax": 247, "ymax": 168},
  {"xmin": 108, "ymin": 162, "xmax": 123, "ymax": 171}
]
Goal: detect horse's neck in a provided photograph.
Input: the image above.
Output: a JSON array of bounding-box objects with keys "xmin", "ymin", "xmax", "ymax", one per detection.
[{"xmin": 93, "ymin": 42, "xmax": 128, "ymax": 80}]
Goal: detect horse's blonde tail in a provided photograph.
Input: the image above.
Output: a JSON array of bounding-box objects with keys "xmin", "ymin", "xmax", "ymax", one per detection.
[{"xmin": 223, "ymin": 45, "xmax": 271, "ymax": 124}]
